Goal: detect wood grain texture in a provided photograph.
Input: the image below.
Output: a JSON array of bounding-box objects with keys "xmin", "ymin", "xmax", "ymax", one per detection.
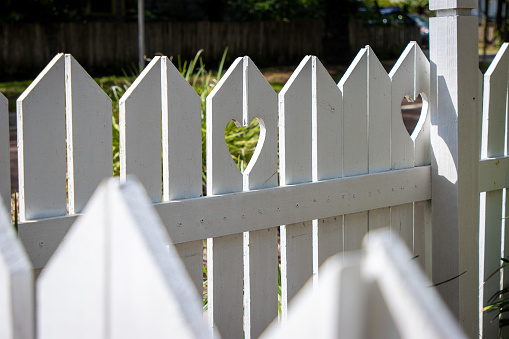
[
  {"xmin": 312, "ymin": 57, "xmax": 343, "ymax": 268},
  {"xmin": 366, "ymin": 47, "xmax": 391, "ymax": 236},
  {"xmin": 339, "ymin": 49, "xmax": 369, "ymax": 251},
  {"xmin": 65, "ymin": 55, "xmax": 112, "ymax": 214},
  {"xmin": 389, "ymin": 43, "xmax": 418, "ymax": 250},
  {"xmin": 162, "ymin": 57, "xmax": 204, "ymax": 295},
  {"xmin": 279, "ymin": 56, "xmax": 313, "ymax": 321},
  {"xmin": 206, "ymin": 57, "xmax": 244, "ymax": 338},
  {"xmin": 0, "ymin": 200, "xmax": 33, "ymax": 339},
  {"xmin": 242, "ymin": 57, "xmax": 279, "ymax": 339},
  {"xmin": 17, "ymin": 54, "xmax": 66, "ymax": 220},
  {"xmin": 119, "ymin": 57, "xmax": 162, "ymax": 203}
]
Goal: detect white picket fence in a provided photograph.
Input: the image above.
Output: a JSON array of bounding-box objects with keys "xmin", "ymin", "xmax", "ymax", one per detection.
[{"xmin": 1, "ymin": 3, "xmax": 509, "ymax": 337}]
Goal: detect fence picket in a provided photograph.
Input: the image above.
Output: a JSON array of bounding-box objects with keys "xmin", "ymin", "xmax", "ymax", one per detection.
[
  {"xmin": 480, "ymin": 43, "xmax": 509, "ymax": 337},
  {"xmin": 241, "ymin": 57, "xmax": 279, "ymax": 339},
  {"xmin": 0, "ymin": 199, "xmax": 33, "ymax": 339},
  {"xmin": 65, "ymin": 54, "xmax": 112, "ymax": 214},
  {"xmin": 389, "ymin": 43, "xmax": 420, "ymax": 251},
  {"xmin": 339, "ymin": 49, "xmax": 369, "ymax": 251},
  {"xmin": 279, "ymin": 56, "xmax": 313, "ymax": 320},
  {"xmin": 366, "ymin": 47, "xmax": 392, "ymax": 235},
  {"xmin": 120, "ymin": 57, "xmax": 162, "ymax": 202},
  {"xmin": 206, "ymin": 57, "xmax": 245, "ymax": 337},
  {"xmin": 311, "ymin": 57, "xmax": 343, "ymax": 267},
  {"xmin": 162, "ymin": 57, "xmax": 203, "ymax": 294},
  {"xmin": 38, "ymin": 178, "xmax": 210, "ymax": 339},
  {"xmin": 17, "ymin": 53, "xmax": 66, "ymax": 220},
  {"xmin": 0, "ymin": 93, "xmax": 9, "ymax": 206}
]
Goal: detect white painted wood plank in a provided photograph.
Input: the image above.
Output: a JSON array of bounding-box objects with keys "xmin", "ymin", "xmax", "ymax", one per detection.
[
  {"xmin": 479, "ymin": 43, "xmax": 509, "ymax": 337},
  {"xmin": 279, "ymin": 56, "xmax": 313, "ymax": 320},
  {"xmin": 162, "ymin": 57, "xmax": 202, "ymax": 201},
  {"xmin": 389, "ymin": 43, "xmax": 419, "ymax": 250},
  {"xmin": 261, "ymin": 253, "xmax": 363, "ymax": 339},
  {"xmin": 429, "ymin": 0, "xmax": 477, "ymax": 10},
  {"xmin": 339, "ymin": 48, "xmax": 369, "ymax": 251},
  {"xmin": 312, "ymin": 57, "xmax": 343, "ymax": 267},
  {"xmin": 206, "ymin": 57, "xmax": 243, "ymax": 196},
  {"xmin": 0, "ymin": 93, "xmax": 9, "ymax": 207},
  {"xmin": 481, "ymin": 191, "xmax": 503, "ymax": 337},
  {"xmin": 407, "ymin": 44, "xmax": 432, "ymax": 273},
  {"xmin": 414, "ymin": 200, "xmax": 432, "ymax": 276},
  {"xmin": 279, "ymin": 56, "xmax": 312, "ymax": 186},
  {"xmin": 412, "ymin": 43, "xmax": 431, "ymax": 166},
  {"xmin": 119, "ymin": 57, "xmax": 162, "ymax": 203},
  {"xmin": 162, "ymin": 57, "xmax": 204, "ymax": 295},
  {"xmin": 363, "ymin": 230, "xmax": 468, "ymax": 339},
  {"xmin": 479, "ymin": 156, "xmax": 509, "ymax": 192},
  {"xmin": 366, "ymin": 47, "xmax": 391, "ymax": 235},
  {"xmin": 38, "ymin": 184, "xmax": 108, "ymax": 338},
  {"xmin": 242, "ymin": 57, "xmax": 279, "ymax": 339},
  {"xmin": 38, "ymin": 178, "xmax": 211, "ymax": 339},
  {"xmin": 0, "ymin": 199, "xmax": 33, "ymax": 339},
  {"xmin": 110, "ymin": 179, "xmax": 211, "ymax": 339},
  {"xmin": 17, "ymin": 54, "xmax": 66, "ymax": 220},
  {"xmin": 18, "ymin": 166, "xmax": 432, "ymax": 269},
  {"xmin": 206, "ymin": 234, "xmax": 243, "ymax": 338},
  {"xmin": 65, "ymin": 55, "xmax": 112, "ymax": 214},
  {"xmin": 206, "ymin": 57, "xmax": 244, "ymax": 338}
]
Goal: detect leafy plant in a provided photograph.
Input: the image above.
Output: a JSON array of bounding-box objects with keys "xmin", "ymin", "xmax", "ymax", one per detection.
[{"xmin": 483, "ymin": 257, "xmax": 509, "ymax": 328}]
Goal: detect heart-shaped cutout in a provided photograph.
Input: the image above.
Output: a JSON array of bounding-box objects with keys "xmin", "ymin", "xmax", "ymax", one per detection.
[
  {"xmin": 225, "ymin": 118, "xmax": 261, "ymax": 173},
  {"xmin": 401, "ymin": 94, "xmax": 424, "ymax": 136}
]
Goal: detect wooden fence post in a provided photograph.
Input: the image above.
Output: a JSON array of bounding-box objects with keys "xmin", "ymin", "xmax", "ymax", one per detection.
[{"xmin": 429, "ymin": 0, "xmax": 481, "ymax": 336}]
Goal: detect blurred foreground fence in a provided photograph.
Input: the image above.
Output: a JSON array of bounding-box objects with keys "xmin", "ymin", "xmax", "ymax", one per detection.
[{"xmin": 0, "ymin": 20, "xmax": 421, "ymax": 78}]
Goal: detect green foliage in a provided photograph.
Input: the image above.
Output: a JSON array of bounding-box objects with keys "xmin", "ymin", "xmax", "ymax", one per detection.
[
  {"xmin": 100, "ymin": 48, "xmax": 262, "ymax": 194},
  {"xmin": 483, "ymin": 257, "xmax": 509, "ymax": 328}
]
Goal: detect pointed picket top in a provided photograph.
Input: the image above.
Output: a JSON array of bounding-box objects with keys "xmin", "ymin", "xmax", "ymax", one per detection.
[
  {"xmin": 262, "ymin": 230, "xmax": 467, "ymax": 339},
  {"xmin": 0, "ymin": 196, "xmax": 34, "ymax": 339},
  {"xmin": 363, "ymin": 230, "xmax": 467, "ymax": 339},
  {"xmin": 481, "ymin": 43, "xmax": 509, "ymax": 159},
  {"xmin": 242, "ymin": 57, "xmax": 278, "ymax": 191},
  {"xmin": 38, "ymin": 177, "xmax": 212, "ymax": 339},
  {"xmin": 0, "ymin": 92, "xmax": 9, "ymax": 206},
  {"xmin": 390, "ymin": 42, "xmax": 431, "ymax": 169},
  {"xmin": 206, "ymin": 57, "xmax": 244, "ymax": 195},
  {"xmin": 338, "ymin": 48, "xmax": 368, "ymax": 177},
  {"xmin": 279, "ymin": 55, "xmax": 313, "ymax": 186},
  {"xmin": 312, "ymin": 56, "xmax": 343, "ymax": 181},
  {"xmin": 162, "ymin": 57, "xmax": 202, "ymax": 200},
  {"xmin": 207, "ymin": 56, "xmax": 277, "ymax": 194},
  {"xmin": 65, "ymin": 54, "xmax": 112, "ymax": 214},
  {"xmin": 17, "ymin": 53, "xmax": 66, "ymax": 220},
  {"xmin": 120, "ymin": 57, "xmax": 163, "ymax": 203},
  {"xmin": 366, "ymin": 46, "xmax": 391, "ymax": 174},
  {"xmin": 261, "ymin": 253, "xmax": 364, "ymax": 339}
]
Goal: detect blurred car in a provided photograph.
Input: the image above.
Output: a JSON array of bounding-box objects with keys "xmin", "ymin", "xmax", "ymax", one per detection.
[
  {"xmin": 363, "ymin": 6, "xmax": 429, "ymax": 47},
  {"xmin": 406, "ymin": 14, "xmax": 429, "ymax": 46}
]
